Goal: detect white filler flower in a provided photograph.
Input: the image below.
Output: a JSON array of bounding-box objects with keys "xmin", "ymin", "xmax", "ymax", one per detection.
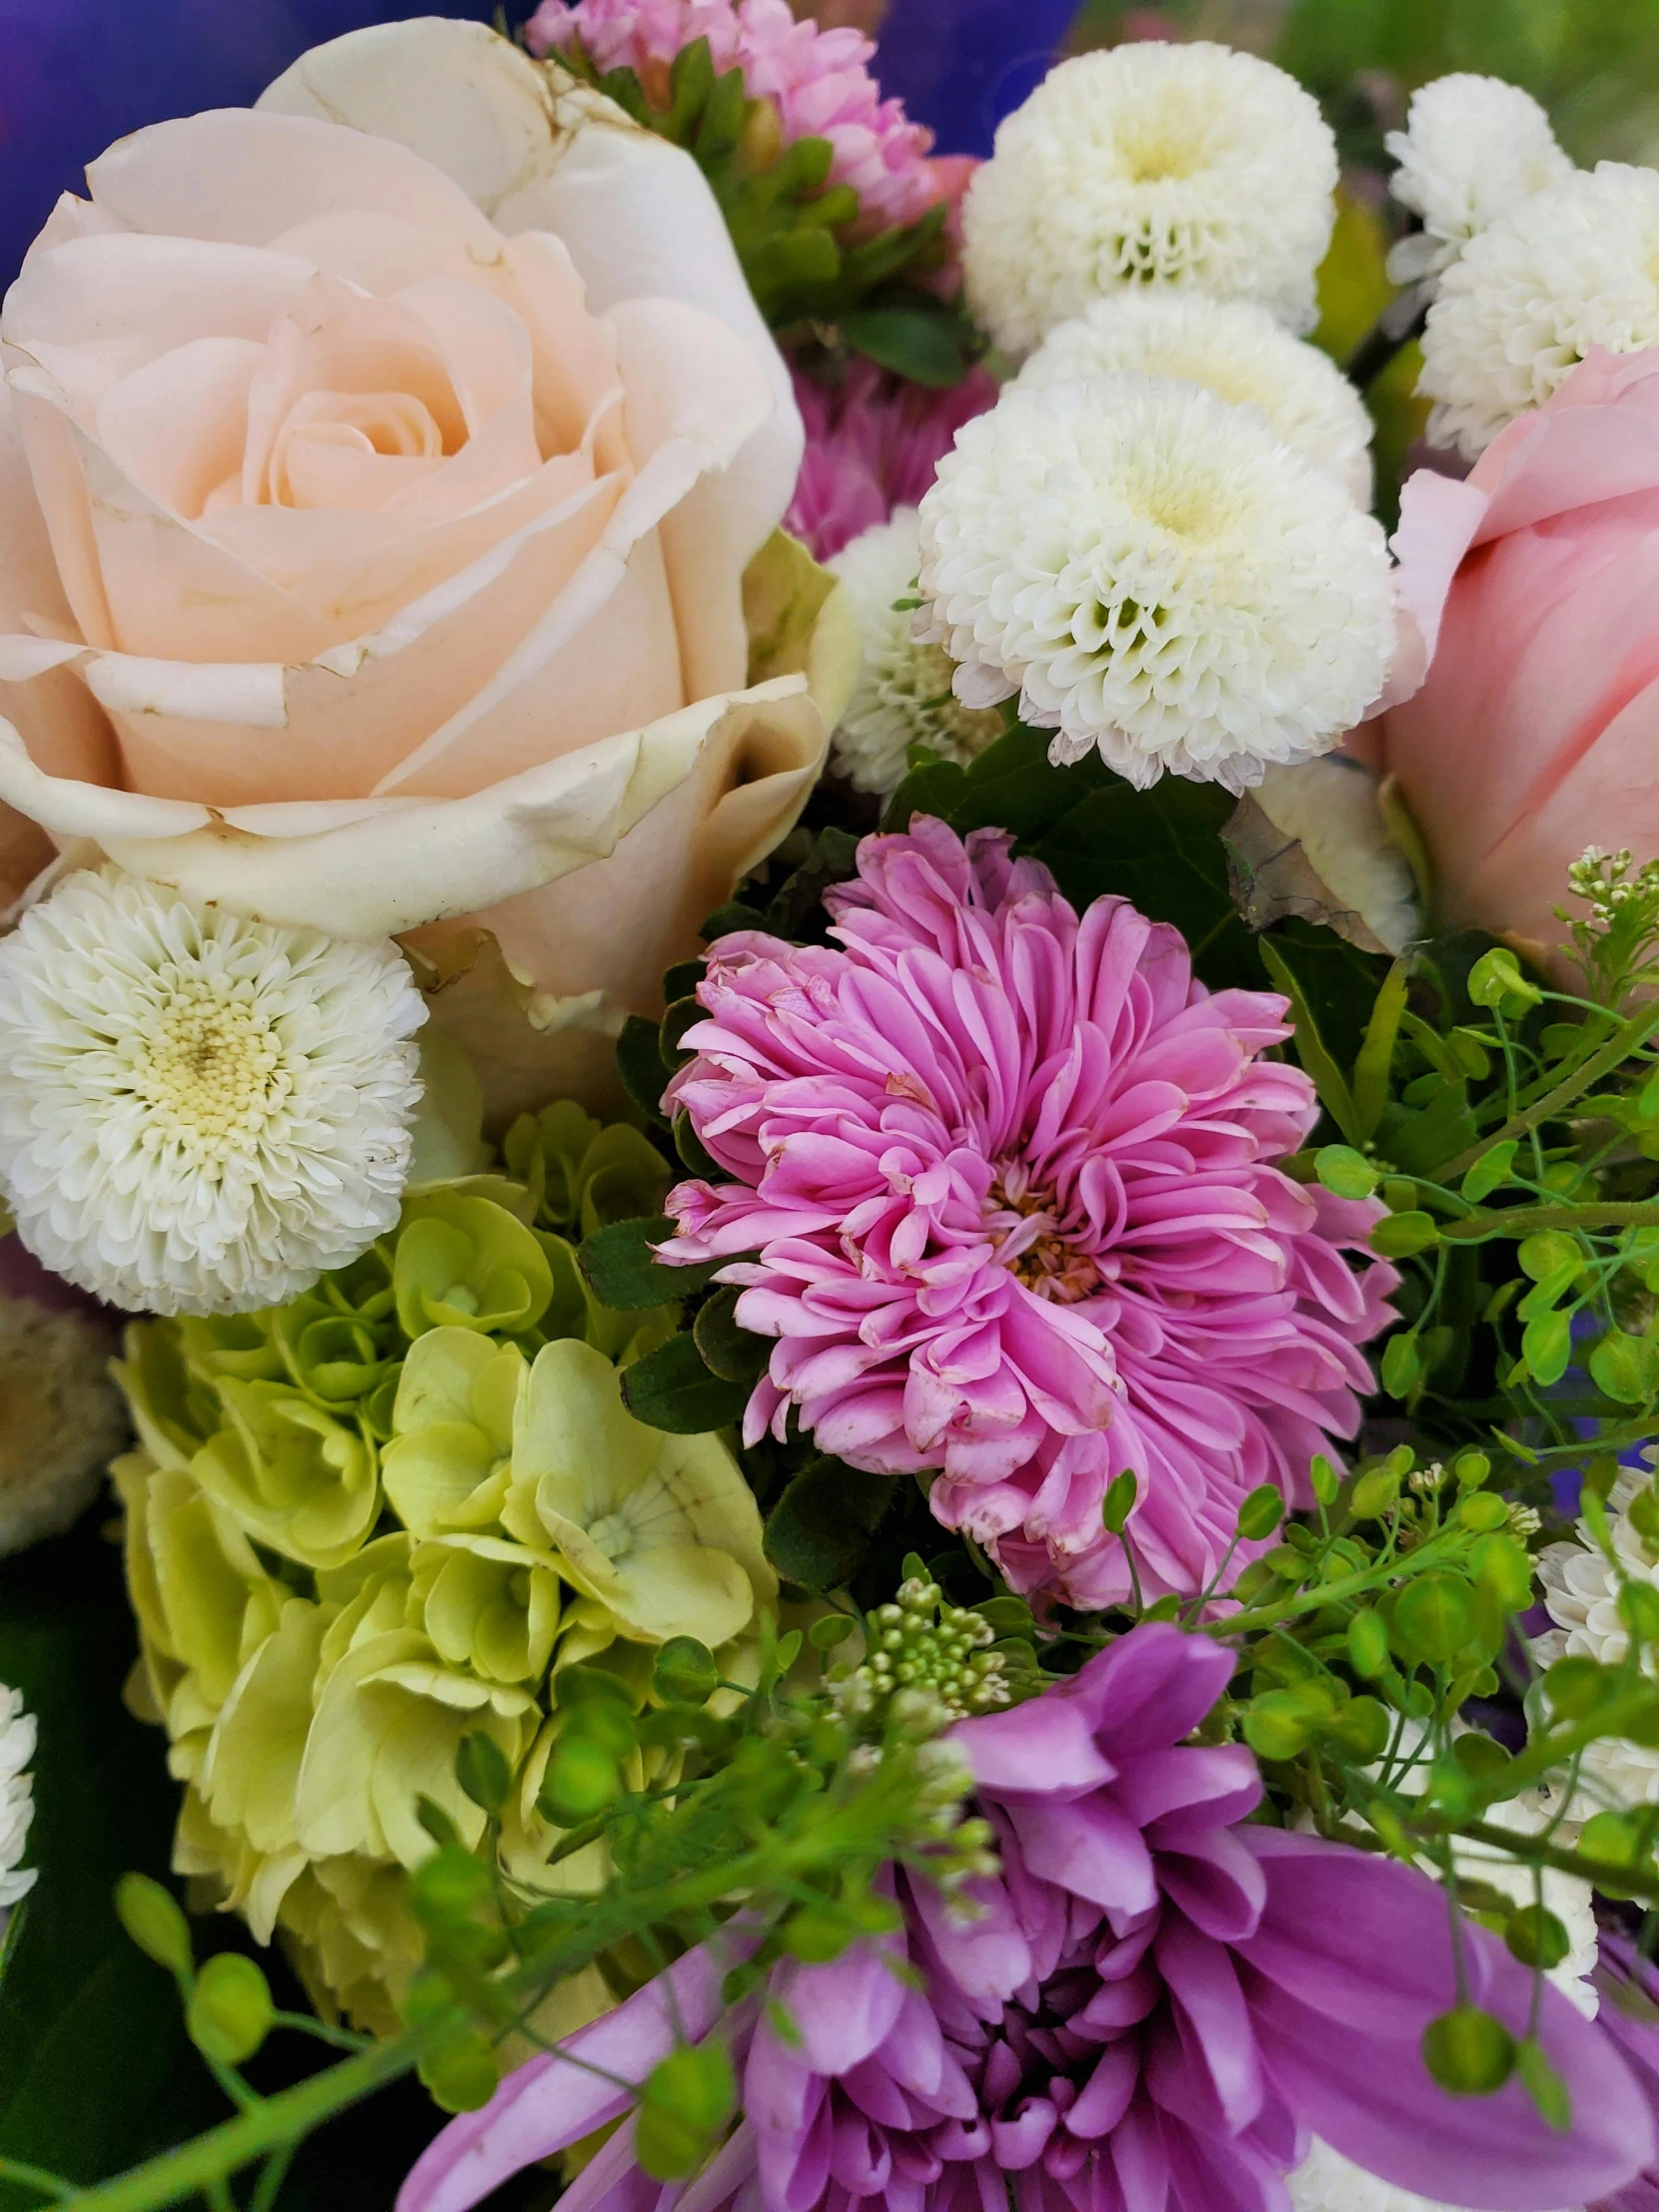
[
  {"xmin": 1019, "ymin": 293, "xmax": 1375, "ymax": 505},
  {"xmin": 0, "ymin": 1686, "xmax": 37, "ymax": 1915},
  {"xmin": 0, "ymin": 871, "xmax": 426, "ymax": 1316},
  {"xmin": 962, "ymin": 42, "xmax": 1339, "ymax": 356},
  {"xmin": 828, "ymin": 509, "xmax": 1004, "ymax": 797},
  {"xmin": 0, "ymin": 1300, "xmax": 128, "ymax": 1555},
  {"xmin": 915, "ymin": 374, "xmax": 1395, "ymax": 793},
  {"xmin": 1385, "ymin": 73, "xmax": 1573, "ymax": 286},
  {"xmin": 1420, "ymin": 162, "xmax": 1659, "ymax": 456}
]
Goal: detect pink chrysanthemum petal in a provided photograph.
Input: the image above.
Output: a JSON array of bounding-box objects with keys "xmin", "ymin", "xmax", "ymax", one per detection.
[
  {"xmin": 527, "ymin": 0, "xmax": 936, "ymax": 230},
  {"xmin": 660, "ymin": 819, "xmax": 1399, "ymax": 1606}
]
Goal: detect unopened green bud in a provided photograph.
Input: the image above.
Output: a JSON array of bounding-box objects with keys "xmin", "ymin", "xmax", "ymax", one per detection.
[
  {"xmin": 1102, "ymin": 1469, "xmax": 1137, "ymax": 1535},
  {"xmin": 636, "ymin": 2041, "xmax": 736, "ymax": 2182},
  {"xmin": 1421, "ymin": 2006, "xmax": 1516, "ymax": 2095},
  {"xmin": 1237, "ymin": 1485, "xmax": 1285, "ymax": 1542},
  {"xmin": 419, "ymin": 2028, "xmax": 499, "ymax": 2115},
  {"xmin": 1505, "ymin": 1905, "xmax": 1570, "ymax": 1971},
  {"xmin": 1348, "ymin": 1608, "xmax": 1389, "ymax": 1679},
  {"xmin": 115, "ymin": 1874, "xmax": 193, "ymax": 1980},
  {"xmin": 538, "ymin": 1740, "xmax": 622, "ymax": 1827},
  {"xmin": 1392, "ymin": 1573, "xmax": 1475, "ymax": 1663},
  {"xmin": 187, "ymin": 1952, "xmax": 274, "ymax": 2067},
  {"xmin": 654, "ymin": 1637, "xmax": 720, "ymax": 1706},
  {"xmin": 1350, "ymin": 1467, "xmax": 1401, "ymax": 1521},
  {"xmin": 455, "ymin": 1732, "xmax": 512, "ymax": 1818},
  {"xmin": 1456, "ymin": 1493, "xmax": 1508, "ymax": 1534},
  {"xmin": 1316, "ymin": 1146, "xmax": 1379, "ymax": 1201}
]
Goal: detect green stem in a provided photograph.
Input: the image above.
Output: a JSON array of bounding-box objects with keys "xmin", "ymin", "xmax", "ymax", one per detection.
[
  {"xmin": 62, "ymin": 2040, "xmax": 414, "ymax": 2212},
  {"xmin": 1441, "ymin": 1201, "xmax": 1659, "ymax": 1245},
  {"xmin": 0, "ymin": 2160, "xmax": 77, "ymax": 2202},
  {"xmin": 1439, "ymin": 1004, "xmax": 1659, "ymax": 1181},
  {"xmin": 1203, "ymin": 1529, "xmax": 1464, "ymax": 1641},
  {"xmin": 1450, "ymin": 1820, "xmax": 1659, "ymax": 1906}
]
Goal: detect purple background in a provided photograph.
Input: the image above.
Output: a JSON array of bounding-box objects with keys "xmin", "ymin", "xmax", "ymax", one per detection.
[{"xmin": 0, "ymin": 0, "xmax": 1078, "ymax": 285}]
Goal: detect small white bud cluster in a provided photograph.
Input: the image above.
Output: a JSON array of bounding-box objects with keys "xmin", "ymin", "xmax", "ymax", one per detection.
[{"xmin": 833, "ymin": 1577, "xmax": 1012, "ymax": 1729}]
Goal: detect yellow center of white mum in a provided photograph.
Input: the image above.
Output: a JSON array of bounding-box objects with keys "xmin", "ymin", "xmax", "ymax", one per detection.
[{"xmin": 137, "ymin": 980, "xmax": 287, "ymax": 1162}]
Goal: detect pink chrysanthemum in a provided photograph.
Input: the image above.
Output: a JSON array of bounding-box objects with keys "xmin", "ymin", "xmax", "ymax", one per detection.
[
  {"xmin": 526, "ymin": 0, "xmax": 937, "ymax": 232},
  {"xmin": 658, "ymin": 820, "xmax": 1397, "ymax": 1607},
  {"xmin": 786, "ymin": 359, "xmax": 997, "ymax": 562},
  {"xmin": 404, "ymin": 1627, "xmax": 1653, "ymax": 2212}
]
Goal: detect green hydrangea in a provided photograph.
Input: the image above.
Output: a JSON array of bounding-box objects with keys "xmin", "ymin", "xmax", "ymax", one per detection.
[{"xmin": 112, "ymin": 1101, "xmax": 772, "ymax": 2036}]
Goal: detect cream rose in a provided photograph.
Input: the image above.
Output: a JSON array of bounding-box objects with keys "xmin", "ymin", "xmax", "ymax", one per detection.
[{"xmin": 0, "ymin": 19, "xmax": 851, "ymax": 1110}]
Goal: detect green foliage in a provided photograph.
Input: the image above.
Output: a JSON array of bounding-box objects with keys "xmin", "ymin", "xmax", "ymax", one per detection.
[
  {"xmin": 763, "ymin": 1460, "xmax": 895, "ymax": 1591},
  {"xmin": 0, "ymin": 1531, "xmax": 223, "ymax": 2204},
  {"xmin": 549, "ymin": 34, "xmax": 965, "ymax": 348}
]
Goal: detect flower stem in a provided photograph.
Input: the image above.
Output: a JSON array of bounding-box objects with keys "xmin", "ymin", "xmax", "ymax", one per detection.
[{"xmin": 1437, "ymin": 1002, "xmax": 1659, "ymax": 1182}]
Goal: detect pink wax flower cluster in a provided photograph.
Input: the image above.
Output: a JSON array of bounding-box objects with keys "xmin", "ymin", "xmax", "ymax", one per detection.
[
  {"xmin": 526, "ymin": 0, "xmax": 938, "ymax": 232},
  {"xmin": 402, "ymin": 1625, "xmax": 1652, "ymax": 2212},
  {"xmin": 657, "ymin": 820, "xmax": 1397, "ymax": 1608},
  {"xmin": 785, "ymin": 357, "xmax": 997, "ymax": 560}
]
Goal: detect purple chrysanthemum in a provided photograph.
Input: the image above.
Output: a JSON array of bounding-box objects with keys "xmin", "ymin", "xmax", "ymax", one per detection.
[
  {"xmin": 656, "ymin": 820, "xmax": 1397, "ymax": 1608},
  {"xmin": 785, "ymin": 358, "xmax": 997, "ymax": 562},
  {"xmin": 526, "ymin": 0, "xmax": 938, "ymax": 232},
  {"xmin": 401, "ymin": 1626, "xmax": 1653, "ymax": 2212}
]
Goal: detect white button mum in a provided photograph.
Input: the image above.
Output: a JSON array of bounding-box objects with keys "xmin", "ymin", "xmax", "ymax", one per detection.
[
  {"xmin": 915, "ymin": 374, "xmax": 1395, "ymax": 793},
  {"xmin": 0, "ymin": 1685, "xmax": 37, "ymax": 1914},
  {"xmin": 1018, "ymin": 293, "xmax": 1376, "ymax": 505},
  {"xmin": 1419, "ymin": 162, "xmax": 1659, "ymax": 456},
  {"xmin": 0, "ymin": 871, "xmax": 426, "ymax": 1316},
  {"xmin": 961, "ymin": 42, "xmax": 1339, "ymax": 357},
  {"xmin": 828, "ymin": 509, "xmax": 1004, "ymax": 798},
  {"xmin": 1385, "ymin": 73, "xmax": 1573, "ymax": 287}
]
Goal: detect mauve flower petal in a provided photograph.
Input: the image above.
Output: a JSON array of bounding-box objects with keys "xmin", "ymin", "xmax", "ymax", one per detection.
[
  {"xmin": 397, "ymin": 1940, "xmax": 738, "ymax": 2212},
  {"xmin": 1240, "ymin": 1830, "xmax": 1653, "ymax": 2210},
  {"xmin": 952, "ymin": 1696, "xmax": 1116, "ymax": 1798}
]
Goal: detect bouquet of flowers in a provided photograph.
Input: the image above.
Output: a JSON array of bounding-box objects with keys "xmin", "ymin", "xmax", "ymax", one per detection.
[{"xmin": 9, "ymin": 6, "xmax": 1659, "ymax": 2210}]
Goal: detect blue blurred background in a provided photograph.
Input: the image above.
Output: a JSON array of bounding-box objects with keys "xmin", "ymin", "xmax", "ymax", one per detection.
[{"xmin": 0, "ymin": 0, "xmax": 1082, "ymax": 286}]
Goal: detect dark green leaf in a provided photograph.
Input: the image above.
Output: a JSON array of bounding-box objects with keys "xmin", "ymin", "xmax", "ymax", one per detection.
[
  {"xmin": 621, "ymin": 1334, "xmax": 752, "ymax": 1434},
  {"xmin": 838, "ymin": 307, "xmax": 965, "ymax": 387},
  {"xmin": 616, "ymin": 1014, "xmax": 672, "ymax": 1128},
  {"xmin": 693, "ymin": 1286, "xmax": 771, "ymax": 1384},
  {"xmin": 1259, "ymin": 936, "xmax": 1364, "ymax": 1144},
  {"xmin": 764, "ymin": 1460, "xmax": 894, "ymax": 1590},
  {"xmin": 0, "ymin": 1526, "xmax": 223, "ymax": 2201},
  {"xmin": 674, "ymin": 1110, "xmax": 725, "ymax": 1181},
  {"xmin": 700, "ymin": 901, "xmax": 767, "ymax": 943},
  {"xmin": 580, "ymin": 1215, "xmax": 711, "ymax": 1310}
]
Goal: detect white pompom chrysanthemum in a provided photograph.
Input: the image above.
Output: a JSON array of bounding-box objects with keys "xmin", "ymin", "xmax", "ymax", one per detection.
[
  {"xmin": 915, "ymin": 374, "xmax": 1395, "ymax": 793},
  {"xmin": 1384, "ymin": 73, "xmax": 1573, "ymax": 286},
  {"xmin": 961, "ymin": 43, "xmax": 1339, "ymax": 356},
  {"xmin": 828, "ymin": 509, "xmax": 1004, "ymax": 797},
  {"xmin": 0, "ymin": 871, "xmax": 426, "ymax": 1316},
  {"xmin": 0, "ymin": 1686, "xmax": 37, "ymax": 1915},
  {"xmin": 1420, "ymin": 162, "xmax": 1659, "ymax": 456},
  {"xmin": 1018, "ymin": 294, "xmax": 1375, "ymax": 504}
]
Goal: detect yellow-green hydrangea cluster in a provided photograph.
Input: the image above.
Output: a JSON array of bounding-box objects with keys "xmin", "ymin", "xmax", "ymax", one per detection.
[{"xmin": 112, "ymin": 1104, "xmax": 778, "ymax": 2036}]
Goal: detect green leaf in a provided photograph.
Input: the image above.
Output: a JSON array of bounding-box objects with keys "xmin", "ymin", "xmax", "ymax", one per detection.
[
  {"xmin": 620, "ymin": 1334, "xmax": 752, "ymax": 1435},
  {"xmin": 1353, "ymin": 958, "xmax": 1409, "ymax": 1141},
  {"xmin": 580, "ymin": 1215, "xmax": 713, "ymax": 1311},
  {"xmin": 615, "ymin": 1014, "xmax": 672, "ymax": 1129},
  {"xmin": 764, "ymin": 1459, "xmax": 893, "ymax": 1590},
  {"xmin": 693, "ymin": 1286, "xmax": 771, "ymax": 1384},
  {"xmin": 1259, "ymin": 936, "xmax": 1364, "ymax": 1144},
  {"xmin": 1589, "ymin": 1329, "xmax": 1654, "ymax": 1405},
  {"xmin": 0, "ymin": 1527, "xmax": 224, "ymax": 2200},
  {"xmin": 838, "ymin": 307, "xmax": 965, "ymax": 387}
]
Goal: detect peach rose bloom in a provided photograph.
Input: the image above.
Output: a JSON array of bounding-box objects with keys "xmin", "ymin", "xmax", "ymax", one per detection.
[
  {"xmin": 0, "ymin": 19, "xmax": 851, "ymax": 1109},
  {"xmin": 1371, "ymin": 347, "xmax": 1659, "ymax": 973}
]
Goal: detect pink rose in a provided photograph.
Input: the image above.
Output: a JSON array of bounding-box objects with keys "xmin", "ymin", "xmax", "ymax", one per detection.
[
  {"xmin": 1374, "ymin": 348, "xmax": 1659, "ymax": 970},
  {"xmin": 0, "ymin": 21, "xmax": 854, "ymax": 1111}
]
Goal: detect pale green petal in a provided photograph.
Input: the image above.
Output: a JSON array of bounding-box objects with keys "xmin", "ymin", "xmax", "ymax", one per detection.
[
  {"xmin": 537, "ymin": 1504, "xmax": 752, "ymax": 1646},
  {"xmin": 202, "ymin": 1597, "xmax": 331, "ymax": 1858},
  {"xmin": 193, "ymin": 1379, "xmax": 378, "ymax": 1570},
  {"xmin": 295, "ymin": 1628, "xmax": 534, "ymax": 1866},
  {"xmin": 410, "ymin": 1534, "xmax": 560, "ymax": 1684},
  {"xmin": 512, "ymin": 1339, "xmax": 658, "ymax": 1514}
]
